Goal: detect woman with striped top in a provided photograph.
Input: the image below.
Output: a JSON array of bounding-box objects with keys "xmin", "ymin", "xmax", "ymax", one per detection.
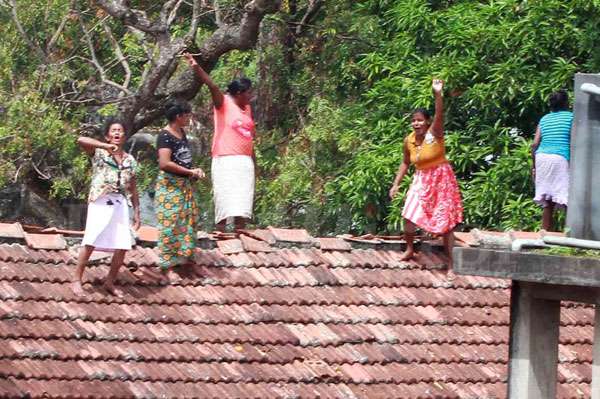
[{"xmin": 531, "ymin": 90, "xmax": 573, "ymax": 231}]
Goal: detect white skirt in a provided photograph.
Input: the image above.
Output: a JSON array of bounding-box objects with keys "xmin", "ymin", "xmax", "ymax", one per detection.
[
  {"xmin": 534, "ymin": 153, "xmax": 569, "ymax": 208},
  {"xmin": 212, "ymin": 155, "xmax": 255, "ymax": 224},
  {"xmin": 81, "ymin": 193, "xmax": 133, "ymax": 251}
]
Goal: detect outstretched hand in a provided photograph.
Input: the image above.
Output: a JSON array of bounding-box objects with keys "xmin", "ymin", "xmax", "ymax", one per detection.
[
  {"xmin": 183, "ymin": 52, "xmax": 198, "ymax": 68},
  {"xmin": 432, "ymin": 78, "xmax": 444, "ymax": 93},
  {"xmin": 132, "ymin": 213, "xmax": 141, "ymax": 232},
  {"xmin": 190, "ymin": 168, "xmax": 206, "ymax": 180},
  {"xmin": 389, "ymin": 185, "xmax": 399, "ymax": 200}
]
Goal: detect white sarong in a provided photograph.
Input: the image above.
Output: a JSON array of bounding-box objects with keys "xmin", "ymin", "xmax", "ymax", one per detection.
[
  {"xmin": 534, "ymin": 153, "xmax": 569, "ymax": 208},
  {"xmin": 81, "ymin": 193, "xmax": 133, "ymax": 251},
  {"xmin": 212, "ymin": 155, "xmax": 255, "ymax": 224}
]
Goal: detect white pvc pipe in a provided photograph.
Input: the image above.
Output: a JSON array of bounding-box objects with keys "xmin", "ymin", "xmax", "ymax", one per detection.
[
  {"xmin": 581, "ymin": 83, "xmax": 600, "ymax": 97},
  {"xmin": 511, "ymin": 239, "xmax": 549, "ymax": 252},
  {"xmin": 543, "ymin": 235, "xmax": 600, "ymax": 250}
]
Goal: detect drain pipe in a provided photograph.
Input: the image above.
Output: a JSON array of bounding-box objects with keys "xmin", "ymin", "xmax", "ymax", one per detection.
[
  {"xmin": 543, "ymin": 235, "xmax": 600, "ymax": 250},
  {"xmin": 511, "ymin": 239, "xmax": 549, "ymax": 252},
  {"xmin": 581, "ymin": 82, "xmax": 600, "ymax": 98}
]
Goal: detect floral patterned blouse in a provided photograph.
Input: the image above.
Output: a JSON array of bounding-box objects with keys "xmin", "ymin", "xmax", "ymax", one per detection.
[{"xmin": 88, "ymin": 148, "xmax": 137, "ymax": 204}]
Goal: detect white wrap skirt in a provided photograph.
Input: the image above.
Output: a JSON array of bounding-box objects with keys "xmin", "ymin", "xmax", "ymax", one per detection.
[
  {"xmin": 81, "ymin": 193, "xmax": 133, "ymax": 251},
  {"xmin": 534, "ymin": 153, "xmax": 569, "ymax": 208},
  {"xmin": 212, "ymin": 155, "xmax": 255, "ymax": 224}
]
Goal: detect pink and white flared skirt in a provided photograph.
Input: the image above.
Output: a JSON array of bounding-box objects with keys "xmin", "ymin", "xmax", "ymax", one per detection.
[
  {"xmin": 81, "ymin": 193, "xmax": 133, "ymax": 251},
  {"xmin": 402, "ymin": 162, "xmax": 463, "ymax": 235}
]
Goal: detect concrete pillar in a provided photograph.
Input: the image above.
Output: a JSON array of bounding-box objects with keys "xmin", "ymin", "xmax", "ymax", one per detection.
[
  {"xmin": 567, "ymin": 73, "xmax": 600, "ymax": 240},
  {"xmin": 507, "ymin": 282, "xmax": 561, "ymax": 398},
  {"xmin": 593, "ymin": 306, "xmax": 600, "ymax": 398}
]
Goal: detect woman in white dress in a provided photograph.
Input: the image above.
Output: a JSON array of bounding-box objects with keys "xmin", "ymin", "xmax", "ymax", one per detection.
[{"xmin": 72, "ymin": 118, "xmax": 140, "ymax": 296}]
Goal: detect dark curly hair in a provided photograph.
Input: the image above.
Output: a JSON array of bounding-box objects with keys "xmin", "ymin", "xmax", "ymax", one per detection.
[
  {"xmin": 101, "ymin": 116, "xmax": 126, "ymax": 136},
  {"xmin": 226, "ymin": 78, "xmax": 252, "ymax": 95},
  {"xmin": 164, "ymin": 99, "xmax": 192, "ymax": 122},
  {"xmin": 549, "ymin": 90, "xmax": 569, "ymax": 112},
  {"xmin": 411, "ymin": 108, "xmax": 432, "ymax": 120}
]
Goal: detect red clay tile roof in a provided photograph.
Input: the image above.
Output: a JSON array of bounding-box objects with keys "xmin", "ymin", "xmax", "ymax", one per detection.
[
  {"xmin": 23, "ymin": 232, "xmax": 67, "ymax": 250},
  {"xmin": 0, "ymin": 225, "xmax": 592, "ymax": 398},
  {"xmin": 0, "ymin": 222, "xmax": 25, "ymax": 240}
]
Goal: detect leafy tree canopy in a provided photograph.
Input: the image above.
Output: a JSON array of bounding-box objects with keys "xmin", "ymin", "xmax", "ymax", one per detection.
[{"xmin": 1, "ymin": 0, "xmax": 599, "ymax": 233}]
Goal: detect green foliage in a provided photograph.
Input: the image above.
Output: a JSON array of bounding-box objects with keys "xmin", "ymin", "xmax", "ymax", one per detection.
[
  {"xmin": 534, "ymin": 246, "xmax": 600, "ymax": 259},
  {"xmin": 2, "ymin": 0, "xmax": 599, "ymax": 234},
  {"xmin": 0, "ymin": 89, "xmax": 87, "ymax": 198},
  {"xmin": 254, "ymin": 0, "xmax": 600, "ymax": 234}
]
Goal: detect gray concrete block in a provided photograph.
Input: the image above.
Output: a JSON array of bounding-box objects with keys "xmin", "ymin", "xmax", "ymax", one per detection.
[
  {"xmin": 568, "ymin": 73, "xmax": 600, "ymax": 240},
  {"xmin": 454, "ymin": 247, "xmax": 600, "ymax": 288}
]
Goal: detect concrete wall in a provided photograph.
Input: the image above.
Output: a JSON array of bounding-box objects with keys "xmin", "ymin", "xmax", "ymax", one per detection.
[{"xmin": 568, "ymin": 73, "xmax": 600, "ymax": 239}]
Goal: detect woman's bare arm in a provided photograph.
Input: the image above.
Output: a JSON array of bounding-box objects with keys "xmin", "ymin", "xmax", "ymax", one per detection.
[
  {"xmin": 430, "ymin": 79, "xmax": 444, "ymax": 138},
  {"xmin": 184, "ymin": 53, "xmax": 224, "ymax": 109},
  {"xmin": 77, "ymin": 137, "xmax": 116, "ymax": 156}
]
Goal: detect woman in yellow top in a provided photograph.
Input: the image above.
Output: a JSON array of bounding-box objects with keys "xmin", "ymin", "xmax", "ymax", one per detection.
[{"xmin": 389, "ymin": 79, "xmax": 463, "ymax": 271}]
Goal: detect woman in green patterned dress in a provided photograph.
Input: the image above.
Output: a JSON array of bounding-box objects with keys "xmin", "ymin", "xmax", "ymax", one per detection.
[{"xmin": 155, "ymin": 100, "xmax": 205, "ymax": 274}]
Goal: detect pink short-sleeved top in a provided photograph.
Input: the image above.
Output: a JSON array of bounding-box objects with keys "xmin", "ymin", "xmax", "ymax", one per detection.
[{"xmin": 212, "ymin": 94, "xmax": 255, "ymax": 157}]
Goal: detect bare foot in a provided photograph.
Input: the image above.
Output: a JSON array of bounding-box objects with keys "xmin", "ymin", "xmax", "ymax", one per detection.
[
  {"xmin": 179, "ymin": 259, "xmax": 196, "ymax": 268},
  {"xmin": 129, "ymin": 267, "xmax": 144, "ymax": 281},
  {"xmin": 446, "ymin": 269, "xmax": 457, "ymax": 281},
  {"xmin": 72, "ymin": 281, "xmax": 86, "ymax": 297},
  {"xmin": 103, "ymin": 283, "xmax": 124, "ymax": 297},
  {"xmin": 399, "ymin": 250, "xmax": 414, "ymax": 261},
  {"xmin": 160, "ymin": 268, "xmax": 179, "ymax": 282}
]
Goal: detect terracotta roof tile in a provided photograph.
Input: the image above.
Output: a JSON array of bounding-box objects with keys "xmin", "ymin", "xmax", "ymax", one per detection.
[
  {"xmin": 318, "ymin": 237, "xmax": 352, "ymax": 251},
  {"xmin": 0, "ymin": 244, "xmax": 30, "ymax": 262},
  {"xmin": 238, "ymin": 228, "xmax": 277, "ymax": 244},
  {"xmin": 136, "ymin": 225, "xmax": 158, "ymax": 242},
  {"xmin": 268, "ymin": 227, "xmax": 314, "ymax": 243},
  {"xmin": 240, "ymin": 234, "xmax": 274, "ymax": 253},
  {"xmin": 217, "ymin": 239, "xmax": 244, "ymax": 255},
  {"xmin": 23, "ymin": 233, "xmax": 67, "ymax": 250},
  {"xmin": 0, "ymin": 222, "xmax": 25, "ymax": 240},
  {"xmin": 0, "ymin": 227, "xmax": 593, "ymax": 397}
]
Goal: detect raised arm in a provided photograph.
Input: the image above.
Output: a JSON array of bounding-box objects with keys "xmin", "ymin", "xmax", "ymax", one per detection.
[
  {"xmin": 184, "ymin": 53, "xmax": 224, "ymax": 109},
  {"xmin": 77, "ymin": 137, "xmax": 117, "ymax": 156},
  {"xmin": 430, "ymin": 79, "xmax": 444, "ymax": 138}
]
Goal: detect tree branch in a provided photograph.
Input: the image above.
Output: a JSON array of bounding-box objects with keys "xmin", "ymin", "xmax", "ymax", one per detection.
[
  {"xmin": 102, "ymin": 20, "xmax": 132, "ymax": 92},
  {"xmin": 46, "ymin": 0, "xmax": 77, "ymax": 54},
  {"xmin": 2, "ymin": 0, "xmax": 46, "ymax": 60},
  {"xmin": 94, "ymin": 0, "xmax": 166, "ymax": 34},
  {"xmin": 79, "ymin": 13, "xmax": 132, "ymax": 96},
  {"xmin": 184, "ymin": 0, "xmax": 202, "ymax": 43},
  {"xmin": 163, "ymin": 0, "xmax": 184, "ymax": 26},
  {"xmin": 295, "ymin": 0, "xmax": 323, "ymax": 36},
  {"xmin": 129, "ymin": 0, "xmax": 281, "ymax": 131},
  {"xmin": 214, "ymin": 0, "xmax": 223, "ymax": 26},
  {"xmin": 73, "ymin": 0, "xmax": 282, "ymax": 133}
]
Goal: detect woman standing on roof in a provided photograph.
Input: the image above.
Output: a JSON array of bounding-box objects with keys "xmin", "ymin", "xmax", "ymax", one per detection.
[
  {"xmin": 155, "ymin": 100, "xmax": 204, "ymax": 273},
  {"xmin": 72, "ymin": 118, "xmax": 140, "ymax": 297},
  {"xmin": 531, "ymin": 90, "xmax": 573, "ymax": 231},
  {"xmin": 184, "ymin": 53, "xmax": 256, "ymax": 233},
  {"xmin": 389, "ymin": 79, "xmax": 463, "ymax": 273}
]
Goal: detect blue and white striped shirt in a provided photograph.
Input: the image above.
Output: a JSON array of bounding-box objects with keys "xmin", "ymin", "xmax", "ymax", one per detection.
[{"xmin": 537, "ymin": 110, "xmax": 573, "ymax": 161}]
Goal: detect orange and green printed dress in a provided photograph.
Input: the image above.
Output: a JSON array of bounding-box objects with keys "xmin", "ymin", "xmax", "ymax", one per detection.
[{"xmin": 155, "ymin": 130, "xmax": 199, "ymax": 269}]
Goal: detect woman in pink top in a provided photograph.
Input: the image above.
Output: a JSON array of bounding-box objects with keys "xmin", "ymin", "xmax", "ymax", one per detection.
[{"xmin": 185, "ymin": 53, "xmax": 256, "ymax": 232}]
